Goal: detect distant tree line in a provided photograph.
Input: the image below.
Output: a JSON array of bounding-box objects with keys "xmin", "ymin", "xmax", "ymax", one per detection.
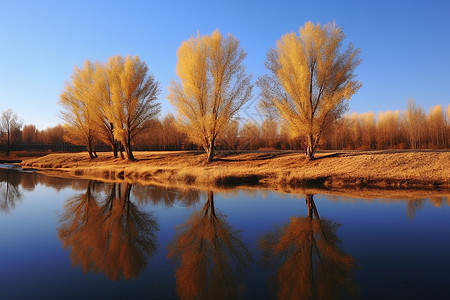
[{"xmin": 1, "ymin": 100, "xmax": 449, "ymax": 157}]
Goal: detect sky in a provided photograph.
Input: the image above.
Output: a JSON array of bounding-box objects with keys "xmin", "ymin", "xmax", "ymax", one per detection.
[{"xmin": 0, "ymin": 0, "xmax": 449, "ymax": 129}]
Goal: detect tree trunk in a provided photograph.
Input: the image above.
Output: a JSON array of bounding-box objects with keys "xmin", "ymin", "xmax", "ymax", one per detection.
[
  {"xmin": 206, "ymin": 146, "xmax": 214, "ymax": 163},
  {"xmin": 125, "ymin": 138, "xmax": 135, "ymax": 161},
  {"xmin": 205, "ymin": 137, "xmax": 216, "ymax": 163},
  {"xmin": 87, "ymin": 141, "xmax": 95, "ymax": 159},
  {"xmin": 112, "ymin": 140, "xmax": 118, "ymax": 159},
  {"xmin": 119, "ymin": 142, "xmax": 124, "ymax": 159},
  {"xmin": 6, "ymin": 133, "xmax": 10, "ymax": 157},
  {"xmin": 109, "ymin": 123, "xmax": 118, "ymax": 158},
  {"xmin": 306, "ymin": 134, "xmax": 317, "ymax": 160},
  {"xmin": 207, "ymin": 190, "xmax": 216, "ymax": 217},
  {"xmin": 305, "ymin": 194, "xmax": 319, "ymax": 219}
]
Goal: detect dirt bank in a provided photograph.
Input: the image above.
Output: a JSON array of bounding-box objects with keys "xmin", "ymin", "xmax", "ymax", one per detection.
[{"xmin": 20, "ymin": 150, "xmax": 450, "ymax": 191}]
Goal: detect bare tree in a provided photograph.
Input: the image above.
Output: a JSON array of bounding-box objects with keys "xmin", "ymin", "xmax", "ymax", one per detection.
[
  {"xmin": 168, "ymin": 30, "xmax": 253, "ymax": 162},
  {"xmin": 0, "ymin": 109, "xmax": 23, "ymax": 156},
  {"xmin": 258, "ymin": 21, "xmax": 362, "ymax": 159}
]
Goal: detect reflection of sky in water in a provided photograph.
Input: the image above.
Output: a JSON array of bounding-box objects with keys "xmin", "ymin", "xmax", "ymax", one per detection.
[{"xmin": 1, "ymin": 169, "xmax": 449, "ymax": 299}]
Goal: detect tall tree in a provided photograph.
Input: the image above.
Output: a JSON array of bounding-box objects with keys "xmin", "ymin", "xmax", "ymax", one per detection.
[
  {"xmin": 59, "ymin": 60, "xmax": 99, "ymax": 158},
  {"xmin": 0, "ymin": 109, "xmax": 23, "ymax": 156},
  {"xmin": 168, "ymin": 30, "xmax": 253, "ymax": 162},
  {"xmin": 105, "ymin": 55, "xmax": 161, "ymax": 161},
  {"xmin": 258, "ymin": 21, "xmax": 362, "ymax": 159},
  {"xmin": 92, "ymin": 62, "xmax": 122, "ymax": 158}
]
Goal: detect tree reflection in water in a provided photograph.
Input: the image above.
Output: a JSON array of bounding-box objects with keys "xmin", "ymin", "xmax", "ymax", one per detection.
[
  {"xmin": 132, "ymin": 184, "xmax": 202, "ymax": 207},
  {"xmin": 0, "ymin": 169, "xmax": 22, "ymax": 214},
  {"xmin": 259, "ymin": 194, "xmax": 359, "ymax": 300},
  {"xmin": 167, "ymin": 191, "xmax": 253, "ymax": 300},
  {"xmin": 58, "ymin": 181, "xmax": 159, "ymax": 280}
]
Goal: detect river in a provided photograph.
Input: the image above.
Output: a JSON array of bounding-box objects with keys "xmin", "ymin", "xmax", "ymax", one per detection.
[{"xmin": 1, "ymin": 166, "xmax": 449, "ymax": 299}]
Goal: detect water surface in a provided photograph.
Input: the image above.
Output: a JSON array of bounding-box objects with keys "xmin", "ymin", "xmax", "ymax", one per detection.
[{"xmin": 1, "ymin": 167, "xmax": 449, "ymax": 299}]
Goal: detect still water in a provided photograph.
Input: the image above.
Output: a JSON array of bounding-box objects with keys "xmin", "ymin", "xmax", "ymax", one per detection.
[{"xmin": 1, "ymin": 166, "xmax": 450, "ymax": 299}]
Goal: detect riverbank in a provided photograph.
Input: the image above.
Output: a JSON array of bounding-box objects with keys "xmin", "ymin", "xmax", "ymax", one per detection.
[{"xmin": 20, "ymin": 150, "xmax": 450, "ymax": 190}]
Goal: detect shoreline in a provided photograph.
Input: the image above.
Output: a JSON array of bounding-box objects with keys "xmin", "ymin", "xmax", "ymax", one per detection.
[{"xmin": 19, "ymin": 150, "xmax": 450, "ymax": 192}]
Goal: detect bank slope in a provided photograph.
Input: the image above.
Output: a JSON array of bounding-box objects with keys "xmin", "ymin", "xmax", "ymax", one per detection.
[{"xmin": 21, "ymin": 150, "xmax": 450, "ymax": 190}]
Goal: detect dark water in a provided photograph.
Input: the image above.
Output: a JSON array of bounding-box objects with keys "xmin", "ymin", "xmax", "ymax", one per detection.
[{"xmin": 1, "ymin": 166, "xmax": 450, "ymax": 299}]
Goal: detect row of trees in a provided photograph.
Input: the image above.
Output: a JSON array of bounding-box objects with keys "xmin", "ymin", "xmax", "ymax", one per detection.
[
  {"xmin": 2, "ymin": 100, "xmax": 449, "ymax": 156},
  {"xmin": 58, "ymin": 22, "xmax": 360, "ymax": 161},
  {"xmin": 5, "ymin": 22, "xmax": 447, "ymax": 160},
  {"xmin": 321, "ymin": 101, "xmax": 450, "ymax": 150},
  {"xmin": 22, "ymin": 124, "xmax": 65, "ymax": 145},
  {"xmin": 135, "ymin": 101, "xmax": 450, "ymax": 151}
]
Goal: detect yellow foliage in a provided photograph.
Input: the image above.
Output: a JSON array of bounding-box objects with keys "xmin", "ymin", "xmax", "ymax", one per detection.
[
  {"xmin": 258, "ymin": 21, "xmax": 361, "ymax": 159},
  {"xmin": 59, "ymin": 60, "xmax": 99, "ymax": 157},
  {"xmin": 59, "ymin": 56, "xmax": 160, "ymax": 160},
  {"xmin": 105, "ymin": 55, "xmax": 161, "ymax": 160},
  {"xmin": 168, "ymin": 29, "xmax": 252, "ymax": 161}
]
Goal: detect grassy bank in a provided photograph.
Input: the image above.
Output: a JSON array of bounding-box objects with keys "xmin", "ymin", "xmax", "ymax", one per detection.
[
  {"xmin": 20, "ymin": 150, "xmax": 450, "ymax": 190},
  {"xmin": 0, "ymin": 150, "xmax": 51, "ymax": 163}
]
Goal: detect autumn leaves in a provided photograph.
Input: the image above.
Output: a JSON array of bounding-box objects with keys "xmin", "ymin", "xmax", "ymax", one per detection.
[
  {"xmin": 168, "ymin": 30, "xmax": 253, "ymax": 162},
  {"xmin": 59, "ymin": 56, "xmax": 160, "ymax": 160},
  {"xmin": 60, "ymin": 22, "xmax": 361, "ymax": 161}
]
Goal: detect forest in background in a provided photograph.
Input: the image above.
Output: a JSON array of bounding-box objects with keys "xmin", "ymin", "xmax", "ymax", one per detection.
[{"xmin": 1, "ymin": 101, "xmax": 449, "ymax": 153}]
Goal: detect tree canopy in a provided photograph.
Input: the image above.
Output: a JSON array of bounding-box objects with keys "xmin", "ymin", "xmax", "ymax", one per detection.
[
  {"xmin": 258, "ymin": 21, "xmax": 362, "ymax": 159},
  {"xmin": 168, "ymin": 29, "xmax": 252, "ymax": 162},
  {"xmin": 59, "ymin": 56, "xmax": 160, "ymax": 160}
]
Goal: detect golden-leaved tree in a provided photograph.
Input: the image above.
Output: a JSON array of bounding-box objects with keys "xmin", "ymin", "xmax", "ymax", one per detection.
[
  {"xmin": 60, "ymin": 56, "xmax": 160, "ymax": 160},
  {"xmin": 168, "ymin": 30, "xmax": 253, "ymax": 162},
  {"xmin": 105, "ymin": 55, "xmax": 160, "ymax": 161},
  {"xmin": 59, "ymin": 60, "xmax": 99, "ymax": 158},
  {"xmin": 91, "ymin": 62, "xmax": 122, "ymax": 158},
  {"xmin": 258, "ymin": 21, "xmax": 362, "ymax": 159}
]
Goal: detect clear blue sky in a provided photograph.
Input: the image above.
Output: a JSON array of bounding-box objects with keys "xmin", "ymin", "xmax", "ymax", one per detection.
[{"xmin": 1, "ymin": 0, "xmax": 449, "ymax": 129}]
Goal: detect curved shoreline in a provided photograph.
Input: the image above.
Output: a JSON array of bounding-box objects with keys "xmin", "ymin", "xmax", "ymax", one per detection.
[{"xmin": 19, "ymin": 150, "xmax": 450, "ymax": 192}]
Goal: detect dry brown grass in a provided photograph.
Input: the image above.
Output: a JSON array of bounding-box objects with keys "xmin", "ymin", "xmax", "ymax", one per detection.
[
  {"xmin": 20, "ymin": 150, "xmax": 450, "ymax": 191},
  {"xmin": 0, "ymin": 150, "xmax": 49, "ymax": 162}
]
